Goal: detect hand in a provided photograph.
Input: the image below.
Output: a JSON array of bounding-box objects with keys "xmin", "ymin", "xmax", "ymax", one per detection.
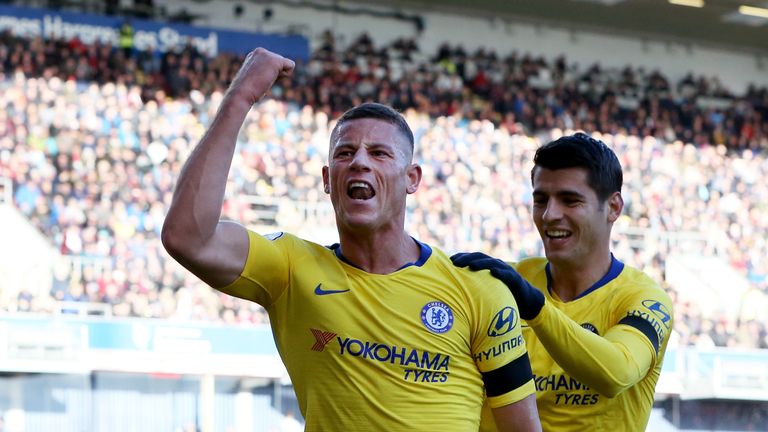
[
  {"xmin": 451, "ymin": 252, "xmax": 544, "ymax": 320},
  {"xmin": 228, "ymin": 47, "xmax": 295, "ymax": 105}
]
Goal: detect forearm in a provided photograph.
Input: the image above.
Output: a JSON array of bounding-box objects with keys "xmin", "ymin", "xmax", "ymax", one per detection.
[
  {"xmin": 528, "ymin": 302, "xmax": 655, "ymax": 397},
  {"xmin": 492, "ymin": 393, "xmax": 542, "ymax": 432}
]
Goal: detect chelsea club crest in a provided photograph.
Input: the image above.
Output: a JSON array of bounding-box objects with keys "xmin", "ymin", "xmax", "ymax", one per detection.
[{"xmin": 421, "ymin": 301, "xmax": 454, "ymax": 334}]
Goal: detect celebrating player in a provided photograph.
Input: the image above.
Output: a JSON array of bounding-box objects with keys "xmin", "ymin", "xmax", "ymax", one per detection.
[{"xmin": 161, "ymin": 47, "xmax": 540, "ymax": 430}]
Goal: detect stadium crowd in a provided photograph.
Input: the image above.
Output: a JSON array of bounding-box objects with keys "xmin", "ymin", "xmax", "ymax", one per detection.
[{"xmin": 0, "ymin": 29, "xmax": 766, "ymax": 356}]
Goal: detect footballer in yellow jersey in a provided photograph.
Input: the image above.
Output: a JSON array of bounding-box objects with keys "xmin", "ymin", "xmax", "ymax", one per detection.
[
  {"xmin": 473, "ymin": 256, "xmax": 672, "ymax": 432},
  {"xmin": 162, "ymin": 55, "xmax": 539, "ymax": 431},
  {"xmin": 223, "ymin": 230, "xmax": 536, "ymax": 431},
  {"xmin": 457, "ymin": 133, "xmax": 674, "ymax": 431},
  {"xmin": 516, "ymin": 257, "xmax": 672, "ymax": 431}
]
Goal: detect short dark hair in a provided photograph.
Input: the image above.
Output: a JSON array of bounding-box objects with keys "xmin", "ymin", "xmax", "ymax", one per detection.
[
  {"xmin": 532, "ymin": 132, "xmax": 623, "ymax": 202},
  {"xmin": 330, "ymin": 103, "xmax": 415, "ymax": 155}
]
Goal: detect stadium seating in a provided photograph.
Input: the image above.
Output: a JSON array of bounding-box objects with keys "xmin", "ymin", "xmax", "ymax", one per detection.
[{"xmin": 1, "ymin": 31, "xmax": 765, "ymax": 349}]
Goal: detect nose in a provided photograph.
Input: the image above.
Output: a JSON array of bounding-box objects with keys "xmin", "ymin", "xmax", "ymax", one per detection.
[
  {"xmin": 541, "ymin": 201, "xmax": 563, "ymax": 222},
  {"xmin": 349, "ymin": 148, "xmax": 371, "ymax": 171}
]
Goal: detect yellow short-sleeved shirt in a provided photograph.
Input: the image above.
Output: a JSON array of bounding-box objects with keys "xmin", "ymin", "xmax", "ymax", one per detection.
[{"xmin": 225, "ymin": 231, "xmax": 535, "ymax": 431}]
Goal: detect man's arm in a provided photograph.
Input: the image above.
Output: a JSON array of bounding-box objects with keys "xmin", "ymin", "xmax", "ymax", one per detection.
[
  {"xmin": 491, "ymin": 394, "xmax": 541, "ymax": 432},
  {"xmin": 483, "ymin": 367, "xmax": 542, "ymax": 431},
  {"xmin": 161, "ymin": 48, "xmax": 294, "ymax": 291},
  {"xmin": 453, "ymin": 252, "xmax": 665, "ymax": 398},
  {"xmin": 527, "ymin": 302, "xmax": 656, "ymax": 397}
]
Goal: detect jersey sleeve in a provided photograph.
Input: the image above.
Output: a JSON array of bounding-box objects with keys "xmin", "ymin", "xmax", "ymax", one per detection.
[
  {"xmin": 218, "ymin": 229, "xmax": 291, "ymax": 307},
  {"xmin": 526, "ymin": 282, "xmax": 674, "ymax": 398},
  {"xmin": 466, "ymin": 272, "xmax": 536, "ymax": 408}
]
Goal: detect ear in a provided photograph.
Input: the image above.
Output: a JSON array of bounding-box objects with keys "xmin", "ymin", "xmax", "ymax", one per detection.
[
  {"xmin": 322, "ymin": 165, "xmax": 330, "ymax": 194},
  {"xmin": 606, "ymin": 192, "xmax": 623, "ymax": 223},
  {"xmin": 405, "ymin": 163, "xmax": 422, "ymax": 194}
]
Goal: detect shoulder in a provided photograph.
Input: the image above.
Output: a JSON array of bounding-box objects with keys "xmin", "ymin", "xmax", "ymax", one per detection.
[
  {"xmin": 614, "ymin": 264, "xmax": 674, "ymax": 320},
  {"xmin": 617, "ymin": 264, "xmax": 669, "ymax": 298},
  {"xmin": 247, "ymin": 230, "xmax": 334, "ymax": 256},
  {"xmin": 423, "ymin": 246, "xmax": 463, "ymax": 283},
  {"xmin": 429, "ymin": 246, "xmax": 508, "ymax": 294},
  {"xmin": 512, "ymin": 256, "xmax": 548, "ymax": 278},
  {"xmin": 248, "ymin": 230, "xmax": 309, "ymax": 246}
]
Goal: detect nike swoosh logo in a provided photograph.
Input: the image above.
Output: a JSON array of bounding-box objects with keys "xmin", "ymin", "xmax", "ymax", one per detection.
[{"xmin": 314, "ymin": 284, "xmax": 350, "ymax": 296}]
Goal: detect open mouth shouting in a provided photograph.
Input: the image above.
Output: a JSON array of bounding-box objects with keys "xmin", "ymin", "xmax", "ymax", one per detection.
[{"xmin": 347, "ymin": 181, "xmax": 375, "ymax": 200}]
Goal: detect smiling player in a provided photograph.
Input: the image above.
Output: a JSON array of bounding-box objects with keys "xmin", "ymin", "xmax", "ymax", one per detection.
[{"xmin": 454, "ymin": 133, "xmax": 674, "ymax": 431}]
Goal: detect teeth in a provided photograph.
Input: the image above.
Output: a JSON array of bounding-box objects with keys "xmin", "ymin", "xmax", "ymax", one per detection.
[
  {"xmin": 547, "ymin": 230, "xmax": 569, "ymax": 238},
  {"xmin": 347, "ymin": 181, "xmax": 375, "ymax": 200},
  {"xmin": 349, "ymin": 182, "xmax": 370, "ymax": 190}
]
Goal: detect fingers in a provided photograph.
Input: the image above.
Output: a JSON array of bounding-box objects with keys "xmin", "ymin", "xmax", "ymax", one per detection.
[
  {"xmin": 469, "ymin": 259, "xmax": 501, "ymax": 272},
  {"xmin": 229, "ymin": 48, "xmax": 296, "ymax": 105},
  {"xmin": 247, "ymin": 48, "xmax": 295, "ymax": 77},
  {"xmin": 450, "ymin": 251, "xmax": 492, "ymax": 267},
  {"xmin": 450, "ymin": 252, "xmax": 468, "ymax": 266},
  {"xmin": 450, "ymin": 252, "xmax": 505, "ymax": 274},
  {"xmin": 278, "ymin": 57, "xmax": 296, "ymax": 78}
]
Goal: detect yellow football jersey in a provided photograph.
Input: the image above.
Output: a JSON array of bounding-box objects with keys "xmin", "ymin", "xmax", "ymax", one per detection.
[
  {"xmin": 224, "ymin": 230, "xmax": 535, "ymax": 431},
  {"xmin": 480, "ymin": 256, "xmax": 673, "ymax": 432}
]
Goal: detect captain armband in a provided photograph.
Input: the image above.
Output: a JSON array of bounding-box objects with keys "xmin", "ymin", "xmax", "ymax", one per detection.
[
  {"xmin": 618, "ymin": 315, "xmax": 660, "ymax": 354},
  {"xmin": 482, "ymin": 353, "xmax": 533, "ymax": 397}
]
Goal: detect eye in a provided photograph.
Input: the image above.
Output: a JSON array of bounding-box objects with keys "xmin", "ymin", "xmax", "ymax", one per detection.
[{"xmin": 563, "ymin": 197, "xmax": 582, "ymax": 206}]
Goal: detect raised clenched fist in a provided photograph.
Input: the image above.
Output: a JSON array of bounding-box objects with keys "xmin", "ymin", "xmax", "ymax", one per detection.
[{"xmin": 227, "ymin": 47, "xmax": 295, "ymax": 105}]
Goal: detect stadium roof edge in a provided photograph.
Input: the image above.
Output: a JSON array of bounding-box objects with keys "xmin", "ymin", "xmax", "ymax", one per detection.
[{"xmin": 347, "ymin": 0, "xmax": 768, "ymax": 56}]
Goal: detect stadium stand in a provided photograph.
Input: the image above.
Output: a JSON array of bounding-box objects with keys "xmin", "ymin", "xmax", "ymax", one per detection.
[{"xmin": 1, "ymin": 29, "xmax": 765, "ymax": 347}]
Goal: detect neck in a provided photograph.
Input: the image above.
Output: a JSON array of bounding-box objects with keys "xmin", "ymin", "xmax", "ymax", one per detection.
[
  {"xmin": 549, "ymin": 253, "xmax": 613, "ymax": 302},
  {"xmin": 338, "ymin": 229, "xmax": 419, "ymax": 274}
]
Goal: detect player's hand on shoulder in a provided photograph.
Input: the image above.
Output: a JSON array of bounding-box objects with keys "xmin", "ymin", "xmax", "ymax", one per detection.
[
  {"xmin": 451, "ymin": 252, "xmax": 507, "ymax": 273},
  {"xmin": 451, "ymin": 252, "xmax": 544, "ymax": 320},
  {"xmin": 451, "ymin": 252, "xmax": 522, "ymax": 284},
  {"xmin": 228, "ymin": 47, "xmax": 295, "ymax": 105}
]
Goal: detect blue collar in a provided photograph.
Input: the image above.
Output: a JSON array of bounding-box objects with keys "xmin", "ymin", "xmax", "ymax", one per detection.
[
  {"xmin": 329, "ymin": 238, "xmax": 432, "ymax": 271},
  {"xmin": 545, "ymin": 254, "xmax": 624, "ymax": 300}
]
